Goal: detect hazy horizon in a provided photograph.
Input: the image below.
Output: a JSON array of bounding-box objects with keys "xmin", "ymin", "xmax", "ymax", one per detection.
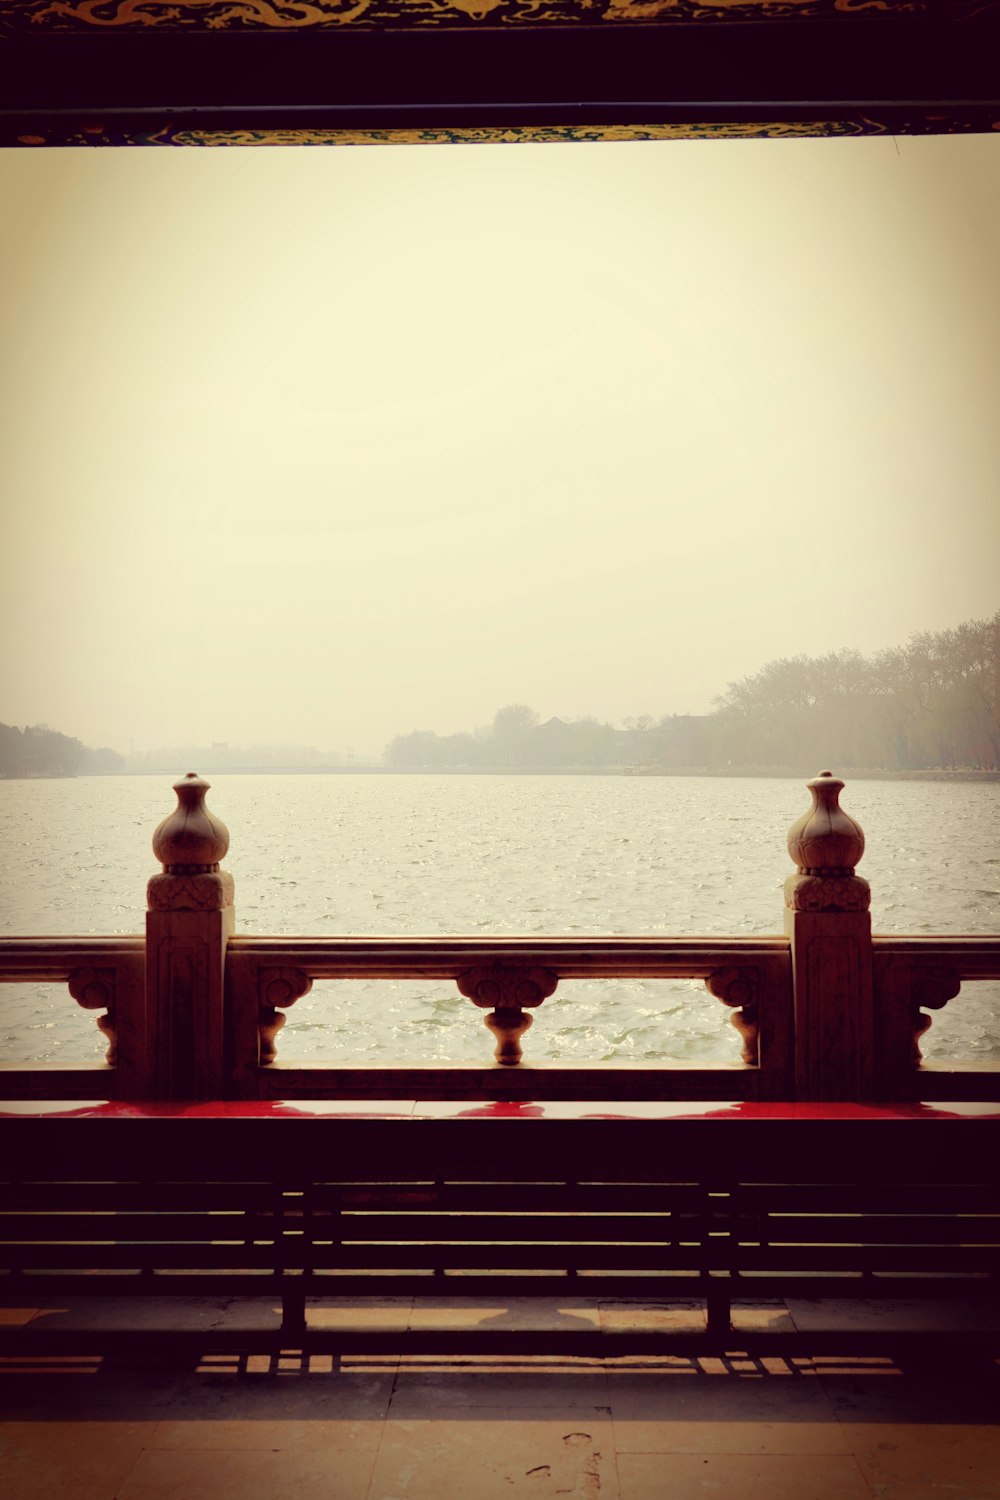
[
  {"xmin": 6, "ymin": 599, "xmax": 995, "ymax": 764},
  {"xmin": 2, "ymin": 136, "xmax": 999, "ymax": 757}
]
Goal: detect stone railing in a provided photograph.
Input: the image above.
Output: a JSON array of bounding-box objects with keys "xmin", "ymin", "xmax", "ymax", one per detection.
[{"xmin": 0, "ymin": 771, "xmax": 998, "ymax": 1103}]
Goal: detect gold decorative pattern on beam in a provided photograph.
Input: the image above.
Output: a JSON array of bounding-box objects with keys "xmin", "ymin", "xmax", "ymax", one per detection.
[
  {"xmin": 16, "ymin": 119, "xmax": 983, "ymax": 147},
  {"xmin": 165, "ymin": 122, "xmax": 902, "ymax": 144},
  {"xmin": 0, "ymin": 0, "xmax": 954, "ymax": 33}
]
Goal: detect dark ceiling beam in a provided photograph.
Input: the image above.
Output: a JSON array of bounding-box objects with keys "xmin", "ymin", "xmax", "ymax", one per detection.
[{"xmin": 2, "ymin": 14, "xmax": 998, "ymax": 141}]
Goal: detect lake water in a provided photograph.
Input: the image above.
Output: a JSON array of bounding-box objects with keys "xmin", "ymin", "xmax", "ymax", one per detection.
[{"xmin": 1, "ymin": 773, "xmax": 998, "ymax": 1068}]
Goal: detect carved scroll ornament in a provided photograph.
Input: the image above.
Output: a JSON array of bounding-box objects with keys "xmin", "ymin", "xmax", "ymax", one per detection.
[
  {"xmin": 705, "ymin": 967, "xmax": 759, "ymax": 1064},
  {"xmin": 258, "ymin": 966, "xmax": 314, "ymax": 1065},
  {"xmin": 68, "ymin": 966, "xmax": 117, "ymax": 1064},
  {"xmin": 910, "ymin": 966, "xmax": 962, "ymax": 1064},
  {"xmin": 456, "ymin": 962, "xmax": 558, "ymax": 1066}
]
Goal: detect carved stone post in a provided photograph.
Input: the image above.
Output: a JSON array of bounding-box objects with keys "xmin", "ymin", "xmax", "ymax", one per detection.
[
  {"xmin": 146, "ymin": 773, "xmax": 234, "ymax": 1099},
  {"xmin": 784, "ymin": 772, "xmax": 874, "ymax": 1101}
]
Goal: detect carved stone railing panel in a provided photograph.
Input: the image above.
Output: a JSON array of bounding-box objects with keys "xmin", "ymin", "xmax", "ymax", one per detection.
[
  {"xmin": 457, "ymin": 962, "xmax": 559, "ymax": 1065},
  {"xmin": 224, "ymin": 936, "xmax": 787, "ymax": 1089},
  {"xmin": 5, "ymin": 771, "xmax": 998, "ymax": 1105},
  {"xmin": 0, "ymin": 939, "xmax": 145, "ymax": 1097}
]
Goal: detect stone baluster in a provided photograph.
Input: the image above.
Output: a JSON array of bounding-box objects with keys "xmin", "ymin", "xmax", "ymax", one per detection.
[
  {"xmin": 68, "ymin": 968, "xmax": 118, "ymax": 1065},
  {"xmin": 873, "ymin": 960, "xmax": 962, "ymax": 1098},
  {"xmin": 784, "ymin": 771, "xmax": 874, "ymax": 1100},
  {"xmin": 258, "ymin": 967, "xmax": 314, "ymax": 1066},
  {"xmin": 705, "ymin": 968, "xmax": 759, "ymax": 1064},
  {"xmin": 457, "ymin": 963, "xmax": 559, "ymax": 1066},
  {"xmin": 146, "ymin": 773, "xmax": 234, "ymax": 1099}
]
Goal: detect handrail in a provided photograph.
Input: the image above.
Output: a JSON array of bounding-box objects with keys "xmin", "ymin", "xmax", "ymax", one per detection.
[
  {"xmin": 871, "ymin": 935, "xmax": 1000, "ymax": 976},
  {"xmin": 227, "ymin": 933, "xmax": 788, "ymax": 975},
  {"xmin": 0, "ymin": 937, "xmax": 144, "ymax": 976}
]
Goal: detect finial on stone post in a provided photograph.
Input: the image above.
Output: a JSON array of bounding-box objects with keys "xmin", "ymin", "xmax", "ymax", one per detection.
[
  {"xmin": 145, "ymin": 774, "xmax": 235, "ymax": 1099},
  {"xmin": 148, "ymin": 773, "xmax": 234, "ymax": 911},
  {"xmin": 784, "ymin": 772, "xmax": 874, "ymax": 1100},
  {"xmin": 784, "ymin": 771, "xmax": 870, "ymax": 914}
]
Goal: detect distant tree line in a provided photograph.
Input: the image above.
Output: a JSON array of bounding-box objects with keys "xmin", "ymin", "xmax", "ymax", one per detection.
[
  {"xmin": 385, "ymin": 704, "xmax": 728, "ymax": 771},
  {"xmin": 386, "ymin": 704, "xmax": 630, "ymax": 771},
  {"xmin": 713, "ymin": 611, "xmax": 999, "ymax": 772},
  {"xmin": 0, "ymin": 722, "xmax": 124, "ymax": 778},
  {"xmin": 384, "ymin": 611, "xmax": 1000, "ymax": 772}
]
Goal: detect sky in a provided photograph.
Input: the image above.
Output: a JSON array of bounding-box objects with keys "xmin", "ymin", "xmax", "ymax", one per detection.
[{"xmin": 1, "ymin": 135, "xmax": 998, "ymax": 759}]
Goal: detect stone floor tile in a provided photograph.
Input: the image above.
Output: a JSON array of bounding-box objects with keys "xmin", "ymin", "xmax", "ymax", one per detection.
[
  {"xmin": 408, "ymin": 1297, "xmax": 602, "ymax": 1331},
  {"xmin": 389, "ymin": 1364, "xmax": 610, "ymax": 1412},
  {"xmin": 787, "ymin": 1297, "xmax": 1000, "ymax": 1333},
  {"xmin": 160, "ymin": 1365, "xmax": 395, "ymax": 1425},
  {"xmin": 0, "ymin": 1361, "xmax": 190, "ymax": 1418},
  {"xmin": 369, "ymin": 1408, "xmax": 618, "ymax": 1500},
  {"xmin": 0, "ymin": 1419, "xmax": 155, "ymax": 1500},
  {"xmin": 193, "ymin": 1298, "xmax": 283, "ymax": 1331},
  {"xmin": 730, "ymin": 1303, "xmax": 797, "ymax": 1334},
  {"xmin": 149, "ymin": 1412, "xmax": 385, "ymax": 1450},
  {"xmin": 613, "ymin": 1416, "xmax": 852, "ymax": 1457},
  {"xmin": 599, "ymin": 1301, "xmax": 705, "ymax": 1334},
  {"xmin": 617, "ymin": 1451, "xmax": 872, "ymax": 1499},
  {"xmin": 309, "ymin": 1295, "xmax": 413, "ymax": 1330},
  {"xmin": 840, "ymin": 1421, "xmax": 1000, "ymax": 1499},
  {"xmin": 817, "ymin": 1363, "xmax": 1000, "ymax": 1424},
  {"xmin": 609, "ymin": 1368, "xmax": 847, "ymax": 1454},
  {"xmin": 115, "ymin": 1446, "xmax": 377, "ymax": 1500},
  {"xmin": 194, "ymin": 1294, "xmax": 415, "ymax": 1334},
  {"xmin": 16, "ymin": 1297, "xmax": 235, "ymax": 1333}
]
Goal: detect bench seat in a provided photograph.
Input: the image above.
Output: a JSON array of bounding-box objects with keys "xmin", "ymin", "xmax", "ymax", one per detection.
[{"xmin": 2, "ymin": 1100, "xmax": 999, "ymax": 1355}]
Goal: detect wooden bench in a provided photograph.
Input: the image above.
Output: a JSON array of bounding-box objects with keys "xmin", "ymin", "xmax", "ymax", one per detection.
[{"xmin": 3, "ymin": 1099, "xmax": 1000, "ymax": 1357}]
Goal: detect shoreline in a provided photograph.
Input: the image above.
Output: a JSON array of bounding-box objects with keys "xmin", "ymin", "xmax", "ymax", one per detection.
[{"xmin": 4, "ymin": 767, "xmax": 998, "ymax": 784}]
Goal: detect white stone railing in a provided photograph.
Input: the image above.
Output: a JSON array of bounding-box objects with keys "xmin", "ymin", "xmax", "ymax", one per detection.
[{"xmin": 0, "ymin": 771, "xmax": 998, "ymax": 1102}]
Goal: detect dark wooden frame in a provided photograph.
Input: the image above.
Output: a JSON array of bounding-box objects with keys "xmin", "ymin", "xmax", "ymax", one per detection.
[{"xmin": 2, "ymin": 8, "xmax": 1000, "ymax": 145}]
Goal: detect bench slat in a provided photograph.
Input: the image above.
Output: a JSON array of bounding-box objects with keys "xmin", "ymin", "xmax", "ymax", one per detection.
[
  {"xmin": 0, "ymin": 1213, "xmax": 279, "ymax": 1241},
  {"xmin": 727, "ymin": 1246, "xmax": 1000, "ymax": 1272},
  {"xmin": 0, "ymin": 1184, "xmax": 285, "ymax": 1212},
  {"xmin": 0, "ymin": 1243, "xmax": 721, "ymax": 1271},
  {"xmin": 745, "ymin": 1215, "xmax": 1000, "ymax": 1244},
  {"xmin": 734, "ymin": 1186, "xmax": 1000, "ymax": 1213}
]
